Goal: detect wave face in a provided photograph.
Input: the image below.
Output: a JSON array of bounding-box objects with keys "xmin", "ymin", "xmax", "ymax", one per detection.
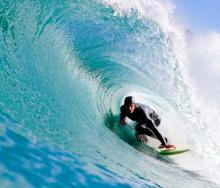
[{"xmin": 0, "ymin": 0, "xmax": 220, "ymax": 187}]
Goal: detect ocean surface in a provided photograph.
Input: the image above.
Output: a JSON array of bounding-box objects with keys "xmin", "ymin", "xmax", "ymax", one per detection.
[{"xmin": 1, "ymin": 0, "xmax": 220, "ymax": 187}]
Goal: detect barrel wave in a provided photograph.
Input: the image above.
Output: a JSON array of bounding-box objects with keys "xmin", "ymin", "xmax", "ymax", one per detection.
[{"xmin": 1, "ymin": 0, "xmax": 220, "ymax": 187}]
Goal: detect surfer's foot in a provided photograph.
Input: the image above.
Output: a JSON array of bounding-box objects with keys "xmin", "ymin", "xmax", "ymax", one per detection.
[
  {"xmin": 158, "ymin": 144, "xmax": 165, "ymax": 149},
  {"xmin": 158, "ymin": 144, "xmax": 176, "ymax": 149},
  {"xmin": 165, "ymin": 144, "xmax": 176, "ymax": 149},
  {"xmin": 136, "ymin": 133, "xmax": 141, "ymax": 142},
  {"xmin": 158, "ymin": 137, "xmax": 169, "ymax": 148}
]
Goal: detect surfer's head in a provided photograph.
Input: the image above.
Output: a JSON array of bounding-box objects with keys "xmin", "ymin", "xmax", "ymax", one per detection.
[{"xmin": 124, "ymin": 96, "xmax": 135, "ymax": 113}]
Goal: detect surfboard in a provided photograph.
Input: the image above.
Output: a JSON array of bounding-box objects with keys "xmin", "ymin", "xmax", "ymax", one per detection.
[
  {"xmin": 139, "ymin": 135, "xmax": 190, "ymax": 156},
  {"xmin": 158, "ymin": 148, "xmax": 190, "ymax": 156}
]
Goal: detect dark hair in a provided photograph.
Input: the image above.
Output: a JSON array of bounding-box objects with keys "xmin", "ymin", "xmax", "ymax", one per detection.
[{"xmin": 124, "ymin": 96, "xmax": 135, "ymax": 106}]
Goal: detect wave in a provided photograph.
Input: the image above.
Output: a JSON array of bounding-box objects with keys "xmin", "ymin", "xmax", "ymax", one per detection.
[{"xmin": 0, "ymin": 0, "xmax": 220, "ymax": 187}]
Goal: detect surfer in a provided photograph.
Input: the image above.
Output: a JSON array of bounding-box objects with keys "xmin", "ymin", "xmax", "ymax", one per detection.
[{"xmin": 120, "ymin": 96, "xmax": 173, "ymax": 149}]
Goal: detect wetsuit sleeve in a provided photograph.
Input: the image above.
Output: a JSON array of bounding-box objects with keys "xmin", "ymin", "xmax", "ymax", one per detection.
[{"xmin": 120, "ymin": 106, "xmax": 126, "ymax": 121}]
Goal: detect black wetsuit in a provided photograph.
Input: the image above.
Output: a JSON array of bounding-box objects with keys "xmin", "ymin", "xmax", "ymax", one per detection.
[{"xmin": 120, "ymin": 103, "xmax": 166, "ymax": 145}]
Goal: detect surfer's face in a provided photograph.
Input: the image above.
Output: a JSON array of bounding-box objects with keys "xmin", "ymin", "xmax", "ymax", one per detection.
[{"xmin": 126, "ymin": 103, "xmax": 135, "ymax": 113}]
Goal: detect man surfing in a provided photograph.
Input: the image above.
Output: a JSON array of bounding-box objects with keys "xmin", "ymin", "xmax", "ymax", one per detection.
[{"xmin": 120, "ymin": 96, "xmax": 174, "ymax": 149}]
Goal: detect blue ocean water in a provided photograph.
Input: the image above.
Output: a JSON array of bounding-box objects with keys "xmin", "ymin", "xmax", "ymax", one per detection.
[{"xmin": 0, "ymin": 0, "xmax": 220, "ymax": 187}]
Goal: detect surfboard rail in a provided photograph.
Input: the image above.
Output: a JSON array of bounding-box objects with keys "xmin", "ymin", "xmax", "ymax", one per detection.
[{"xmin": 158, "ymin": 148, "xmax": 190, "ymax": 155}]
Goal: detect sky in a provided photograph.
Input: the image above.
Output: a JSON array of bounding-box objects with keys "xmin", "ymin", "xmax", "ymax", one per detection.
[
  {"xmin": 172, "ymin": 0, "xmax": 220, "ymax": 107},
  {"xmin": 173, "ymin": 0, "xmax": 220, "ymax": 32}
]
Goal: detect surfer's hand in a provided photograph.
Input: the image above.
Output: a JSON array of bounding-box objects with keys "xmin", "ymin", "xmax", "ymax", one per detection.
[{"xmin": 120, "ymin": 120, "xmax": 127, "ymax": 125}]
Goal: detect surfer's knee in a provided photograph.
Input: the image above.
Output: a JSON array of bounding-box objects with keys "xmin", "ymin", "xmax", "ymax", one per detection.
[
  {"xmin": 150, "ymin": 112, "xmax": 161, "ymax": 126},
  {"xmin": 135, "ymin": 125, "xmax": 141, "ymax": 132}
]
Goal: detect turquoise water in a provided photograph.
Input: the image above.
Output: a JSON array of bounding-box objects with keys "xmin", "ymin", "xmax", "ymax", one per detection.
[{"xmin": 0, "ymin": 0, "xmax": 220, "ymax": 187}]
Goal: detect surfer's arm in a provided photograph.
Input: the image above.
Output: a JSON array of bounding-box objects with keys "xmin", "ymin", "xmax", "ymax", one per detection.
[{"xmin": 120, "ymin": 106, "xmax": 127, "ymax": 125}]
